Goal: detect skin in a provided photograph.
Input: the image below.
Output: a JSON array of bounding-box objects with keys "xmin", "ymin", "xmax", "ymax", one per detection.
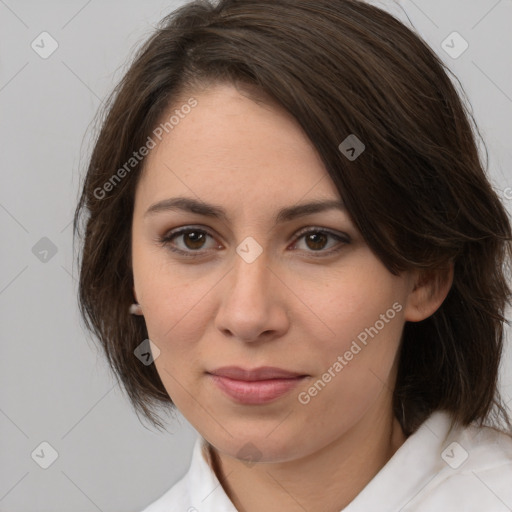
[{"xmin": 131, "ymin": 82, "xmax": 453, "ymax": 512}]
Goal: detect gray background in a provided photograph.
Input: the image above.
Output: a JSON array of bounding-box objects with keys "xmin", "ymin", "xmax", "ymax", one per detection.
[{"xmin": 1, "ymin": 0, "xmax": 511, "ymax": 511}]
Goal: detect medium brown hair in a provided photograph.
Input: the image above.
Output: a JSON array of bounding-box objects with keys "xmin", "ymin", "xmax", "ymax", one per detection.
[{"xmin": 74, "ymin": 0, "xmax": 512, "ymax": 434}]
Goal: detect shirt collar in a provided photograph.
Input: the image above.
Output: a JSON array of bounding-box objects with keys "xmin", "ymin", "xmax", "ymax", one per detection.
[
  {"xmin": 185, "ymin": 410, "xmax": 455, "ymax": 512},
  {"xmin": 343, "ymin": 410, "xmax": 454, "ymax": 511},
  {"xmin": 185, "ymin": 437, "xmax": 239, "ymax": 511}
]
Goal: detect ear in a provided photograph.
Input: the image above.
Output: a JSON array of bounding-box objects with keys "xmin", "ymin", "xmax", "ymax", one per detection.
[
  {"xmin": 403, "ymin": 263, "xmax": 454, "ymax": 322},
  {"xmin": 131, "ymin": 286, "xmax": 144, "ymax": 316}
]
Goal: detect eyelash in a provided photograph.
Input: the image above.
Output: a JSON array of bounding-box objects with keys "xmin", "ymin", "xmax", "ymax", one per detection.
[{"xmin": 157, "ymin": 226, "xmax": 351, "ymax": 259}]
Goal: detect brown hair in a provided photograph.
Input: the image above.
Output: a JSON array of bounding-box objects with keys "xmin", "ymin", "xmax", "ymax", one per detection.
[{"xmin": 74, "ymin": 0, "xmax": 512, "ymax": 434}]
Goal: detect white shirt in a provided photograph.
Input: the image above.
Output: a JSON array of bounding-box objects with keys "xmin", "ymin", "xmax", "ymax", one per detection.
[{"xmin": 141, "ymin": 411, "xmax": 512, "ymax": 511}]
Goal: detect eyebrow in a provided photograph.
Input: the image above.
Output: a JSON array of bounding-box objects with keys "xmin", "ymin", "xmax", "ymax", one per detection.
[{"xmin": 144, "ymin": 196, "xmax": 345, "ymax": 224}]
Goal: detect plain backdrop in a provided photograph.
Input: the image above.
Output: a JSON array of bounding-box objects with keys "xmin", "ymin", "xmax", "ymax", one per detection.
[{"xmin": 1, "ymin": 0, "xmax": 511, "ymax": 511}]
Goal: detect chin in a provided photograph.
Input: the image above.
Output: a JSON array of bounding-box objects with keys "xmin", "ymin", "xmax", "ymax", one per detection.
[{"xmin": 205, "ymin": 425, "xmax": 310, "ymax": 464}]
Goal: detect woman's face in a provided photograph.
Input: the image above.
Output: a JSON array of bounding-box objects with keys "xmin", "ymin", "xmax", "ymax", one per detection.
[{"xmin": 131, "ymin": 83, "xmax": 416, "ymax": 462}]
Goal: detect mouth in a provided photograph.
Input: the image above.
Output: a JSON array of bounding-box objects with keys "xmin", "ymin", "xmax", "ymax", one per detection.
[{"xmin": 207, "ymin": 366, "xmax": 309, "ymax": 405}]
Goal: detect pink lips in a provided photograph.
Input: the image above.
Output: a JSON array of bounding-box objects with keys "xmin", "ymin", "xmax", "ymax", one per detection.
[{"xmin": 207, "ymin": 366, "xmax": 307, "ymax": 405}]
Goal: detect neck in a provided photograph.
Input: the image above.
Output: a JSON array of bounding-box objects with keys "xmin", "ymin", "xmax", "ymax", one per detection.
[{"xmin": 208, "ymin": 400, "xmax": 406, "ymax": 512}]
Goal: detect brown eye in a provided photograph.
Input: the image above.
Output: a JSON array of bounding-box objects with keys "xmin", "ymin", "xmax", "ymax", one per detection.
[
  {"xmin": 159, "ymin": 227, "xmax": 220, "ymax": 256},
  {"xmin": 291, "ymin": 228, "xmax": 351, "ymax": 256},
  {"xmin": 182, "ymin": 231, "xmax": 207, "ymax": 250},
  {"xmin": 304, "ymin": 232, "xmax": 329, "ymax": 251}
]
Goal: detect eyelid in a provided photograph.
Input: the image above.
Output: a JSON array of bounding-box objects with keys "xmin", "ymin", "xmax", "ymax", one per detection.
[
  {"xmin": 292, "ymin": 226, "xmax": 351, "ymax": 242},
  {"xmin": 288, "ymin": 226, "xmax": 351, "ymax": 256},
  {"xmin": 158, "ymin": 225, "xmax": 222, "ymax": 256},
  {"xmin": 158, "ymin": 225, "xmax": 351, "ymax": 257}
]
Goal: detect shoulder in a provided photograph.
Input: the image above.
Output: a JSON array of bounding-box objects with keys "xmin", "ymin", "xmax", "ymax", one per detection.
[
  {"xmin": 411, "ymin": 418, "xmax": 512, "ymax": 511},
  {"xmin": 140, "ymin": 472, "xmax": 190, "ymax": 512},
  {"xmin": 440, "ymin": 418, "xmax": 512, "ymax": 477},
  {"xmin": 139, "ymin": 436, "xmax": 237, "ymax": 512},
  {"xmin": 139, "ymin": 437, "xmax": 200, "ymax": 512}
]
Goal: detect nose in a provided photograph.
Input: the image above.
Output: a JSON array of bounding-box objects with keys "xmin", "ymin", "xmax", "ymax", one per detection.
[{"xmin": 214, "ymin": 251, "xmax": 290, "ymax": 343}]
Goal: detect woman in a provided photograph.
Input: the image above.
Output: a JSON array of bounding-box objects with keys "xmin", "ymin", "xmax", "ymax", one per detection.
[{"xmin": 73, "ymin": 0, "xmax": 512, "ymax": 510}]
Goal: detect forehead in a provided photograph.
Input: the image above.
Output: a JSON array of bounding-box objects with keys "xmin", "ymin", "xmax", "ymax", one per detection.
[{"xmin": 135, "ymin": 83, "xmax": 340, "ymax": 216}]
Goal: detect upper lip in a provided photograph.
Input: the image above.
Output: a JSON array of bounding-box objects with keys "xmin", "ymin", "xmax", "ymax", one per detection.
[{"xmin": 208, "ymin": 366, "xmax": 306, "ymax": 381}]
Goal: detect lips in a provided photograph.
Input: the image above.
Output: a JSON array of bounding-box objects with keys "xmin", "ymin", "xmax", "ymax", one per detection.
[
  {"xmin": 209, "ymin": 366, "xmax": 305, "ymax": 381},
  {"xmin": 207, "ymin": 366, "xmax": 308, "ymax": 405}
]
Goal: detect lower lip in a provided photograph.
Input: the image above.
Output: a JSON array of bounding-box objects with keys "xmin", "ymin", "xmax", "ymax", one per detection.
[{"xmin": 209, "ymin": 374, "xmax": 306, "ymax": 405}]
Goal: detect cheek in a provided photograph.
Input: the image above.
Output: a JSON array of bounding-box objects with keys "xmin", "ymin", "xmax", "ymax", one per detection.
[
  {"xmin": 300, "ymin": 258, "xmax": 405, "ymax": 358},
  {"xmin": 142, "ymin": 279, "xmax": 209, "ymax": 350},
  {"xmin": 296, "ymin": 303, "xmax": 404, "ymax": 437},
  {"xmin": 297, "ymin": 262, "xmax": 406, "ymax": 406},
  {"xmin": 133, "ymin": 242, "xmax": 204, "ymax": 326},
  {"xmin": 132, "ymin": 249, "xmax": 202, "ymax": 352},
  {"xmin": 143, "ymin": 287, "xmax": 210, "ymax": 406}
]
